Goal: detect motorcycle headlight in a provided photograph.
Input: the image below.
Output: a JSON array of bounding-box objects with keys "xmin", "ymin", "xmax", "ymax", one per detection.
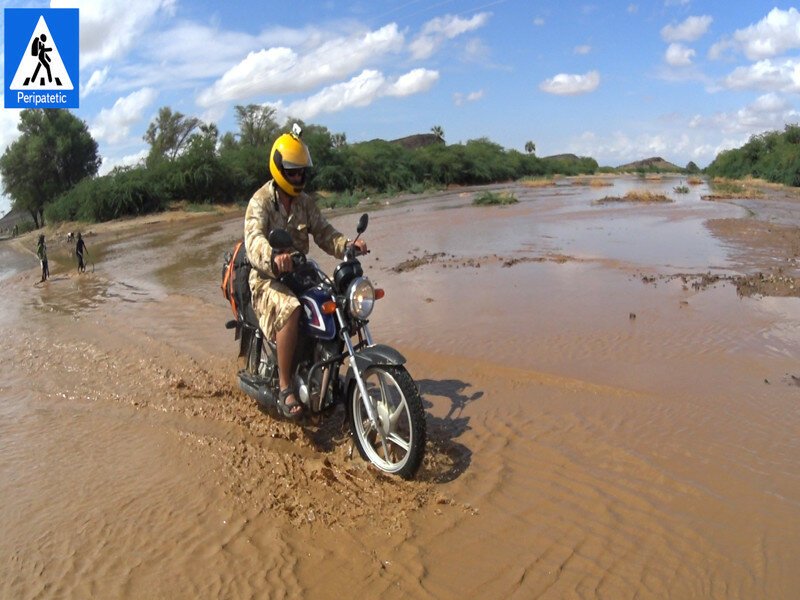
[{"xmin": 347, "ymin": 277, "xmax": 375, "ymax": 320}]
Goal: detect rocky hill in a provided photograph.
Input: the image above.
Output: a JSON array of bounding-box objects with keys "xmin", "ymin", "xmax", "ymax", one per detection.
[
  {"xmin": 389, "ymin": 133, "xmax": 444, "ymax": 150},
  {"xmin": 616, "ymin": 156, "xmax": 683, "ymax": 172},
  {"xmin": 0, "ymin": 207, "xmax": 34, "ymax": 234},
  {"xmin": 542, "ymin": 153, "xmax": 581, "ymax": 161}
]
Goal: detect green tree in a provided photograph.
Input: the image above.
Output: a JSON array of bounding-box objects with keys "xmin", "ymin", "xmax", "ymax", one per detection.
[
  {"xmin": 234, "ymin": 104, "xmax": 279, "ymax": 148},
  {"xmin": 784, "ymin": 123, "xmax": 800, "ymax": 144},
  {"xmin": 686, "ymin": 161, "xmax": 700, "ymax": 174},
  {"xmin": 144, "ymin": 106, "xmax": 202, "ymax": 163},
  {"xmin": 525, "ymin": 141, "xmax": 536, "ymax": 154},
  {"xmin": 706, "ymin": 123, "xmax": 800, "ymax": 186},
  {"xmin": 431, "ymin": 125, "xmax": 445, "ymax": 142},
  {"xmin": 169, "ymin": 132, "xmax": 231, "ymax": 203},
  {"xmin": 0, "ymin": 109, "xmax": 100, "ymax": 227}
]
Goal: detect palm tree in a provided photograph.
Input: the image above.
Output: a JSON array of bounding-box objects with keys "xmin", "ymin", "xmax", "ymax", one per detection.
[
  {"xmin": 431, "ymin": 125, "xmax": 445, "ymax": 142},
  {"xmin": 525, "ymin": 141, "xmax": 536, "ymax": 154}
]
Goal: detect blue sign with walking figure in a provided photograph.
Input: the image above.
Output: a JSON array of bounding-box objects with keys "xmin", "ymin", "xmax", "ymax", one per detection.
[{"xmin": 4, "ymin": 8, "xmax": 79, "ymax": 109}]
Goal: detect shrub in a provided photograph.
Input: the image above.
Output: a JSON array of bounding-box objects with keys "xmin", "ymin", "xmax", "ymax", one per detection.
[
  {"xmin": 45, "ymin": 167, "xmax": 168, "ymax": 223},
  {"xmin": 473, "ymin": 191, "xmax": 518, "ymax": 205}
]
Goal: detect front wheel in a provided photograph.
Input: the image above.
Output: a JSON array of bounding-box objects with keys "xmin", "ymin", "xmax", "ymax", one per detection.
[{"xmin": 348, "ymin": 365, "xmax": 426, "ymax": 479}]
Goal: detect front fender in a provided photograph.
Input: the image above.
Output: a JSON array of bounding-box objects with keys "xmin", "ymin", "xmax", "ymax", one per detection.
[
  {"xmin": 344, "ymin": 344, "xmax": 406, "ymax": 399},
  {"xmin": 351, "ymin": 343, "xmax": 406, "ymax": 371}
]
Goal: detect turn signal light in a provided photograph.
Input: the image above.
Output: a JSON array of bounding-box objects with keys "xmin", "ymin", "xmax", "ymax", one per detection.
[
  {"xmin": 321, "ymin": 301, "xmax": 337, "ymax": 314},
  {"xmin": 375, "ymin": 288, "xmax": 385, "ymax": 300}
]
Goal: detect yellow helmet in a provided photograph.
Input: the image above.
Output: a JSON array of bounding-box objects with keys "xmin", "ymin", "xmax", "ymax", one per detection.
[{"xmin": 269, "ymin": 125, "xmax": 313, "ymax": 196}]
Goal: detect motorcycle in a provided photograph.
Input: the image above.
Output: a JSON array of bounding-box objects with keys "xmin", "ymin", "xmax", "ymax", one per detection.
[{"xmin": 224, "ymin": 213, "xmax": 426, "ymax": 479}]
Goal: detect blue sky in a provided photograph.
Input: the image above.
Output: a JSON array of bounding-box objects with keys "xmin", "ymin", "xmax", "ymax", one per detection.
[{"xmin": 1, "ymin": 1, "xmax": 799, "ymax": 216}]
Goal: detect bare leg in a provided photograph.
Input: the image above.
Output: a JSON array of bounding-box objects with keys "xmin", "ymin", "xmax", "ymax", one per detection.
[{"xmin": 276, "ymin": 307, "xmax": 302, "ymax": 415}]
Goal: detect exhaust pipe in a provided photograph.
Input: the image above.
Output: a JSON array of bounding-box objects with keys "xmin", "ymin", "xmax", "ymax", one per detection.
[{"xmin": 238, "ymin": 372, "xmax": 275, "ymax": 408}]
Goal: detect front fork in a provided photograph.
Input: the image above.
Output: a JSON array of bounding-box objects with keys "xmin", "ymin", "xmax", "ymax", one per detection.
[{"xmin": 338, "ymin": 312, "xmax": 391, "ymax": 455}]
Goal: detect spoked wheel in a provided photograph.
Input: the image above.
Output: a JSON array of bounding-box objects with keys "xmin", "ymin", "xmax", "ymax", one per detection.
[{"xmin": 348, "ymin": 365, "xmax": 426, "ymax": 479}]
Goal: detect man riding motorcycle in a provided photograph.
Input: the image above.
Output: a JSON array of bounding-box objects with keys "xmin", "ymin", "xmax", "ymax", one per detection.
[{"xmin": 244, "ymin": 125, "xmax": 367, "ymax": 419}]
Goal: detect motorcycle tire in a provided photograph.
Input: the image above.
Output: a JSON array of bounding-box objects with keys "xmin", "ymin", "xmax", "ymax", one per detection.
[{"xmin": 348, "ymin": 365, "xmax": 426, "ymax": 479}]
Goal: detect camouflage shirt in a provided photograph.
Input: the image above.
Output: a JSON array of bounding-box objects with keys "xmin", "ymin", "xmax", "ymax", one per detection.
[{"xmin": 244, "ymin": 179, "xmax": 348, "ymax": 285}]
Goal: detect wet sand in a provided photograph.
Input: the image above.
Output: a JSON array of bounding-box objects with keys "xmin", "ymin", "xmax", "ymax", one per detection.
[{"xmin": 1, "ymin": 176, "xmax": 799, "ymax": 599}]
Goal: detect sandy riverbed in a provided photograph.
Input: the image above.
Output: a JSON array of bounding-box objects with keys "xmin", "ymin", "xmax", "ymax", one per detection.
[{"xmin": 1, "ymin": 176, "xmax": 799, "ymax": 599}]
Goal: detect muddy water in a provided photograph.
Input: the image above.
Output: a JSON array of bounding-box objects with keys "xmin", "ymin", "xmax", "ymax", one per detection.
[{"xmin": 1, "ymin": 177, "xmax": 799, "ymax": 599}]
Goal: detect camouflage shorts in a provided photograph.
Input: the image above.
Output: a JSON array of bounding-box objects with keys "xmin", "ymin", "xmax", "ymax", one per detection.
[{"xmin": 251, "ymin": 277, "xmax": 300, "ymax": 340}]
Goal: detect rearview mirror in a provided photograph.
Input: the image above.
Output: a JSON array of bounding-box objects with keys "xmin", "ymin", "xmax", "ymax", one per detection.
[
  {"xmin": 268, "ymin": 228, "xmax": 293, "ymax": 250},
  {"xmin": 357, "ymin": 213, "xmax": 368, "ymax": 234}
]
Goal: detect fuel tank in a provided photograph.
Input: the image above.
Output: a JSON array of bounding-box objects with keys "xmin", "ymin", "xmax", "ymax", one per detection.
[{"xmin": 299, "ymin": 286, "xmax": 337, "ymax": 340}]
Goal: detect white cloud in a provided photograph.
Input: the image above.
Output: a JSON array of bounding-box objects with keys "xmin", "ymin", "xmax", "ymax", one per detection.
[
  {"xmin": 722, "ymin": 58, "xmax": 800, "ymax": 93},
  {"xmin": 463, "ymin": 38, "xmax": 491, "ymax": 63},
  {"xmin": 90, "ymin": 88, "xmax": 158, "ymax": 145},
  {"xmin": 453, "ymin": 89, "xmax": 484, "ymax": 106},
  {"xmin": 145, "ymin": 23, "xmax": 262, "ymax": 81},
  {"xmin": 708, "ymin": 39, "xmax": 734, "ymax": 60},
  {"xmin": 574, "ymin": 45, "xmax": 592, "ymax": 55},
  {"xmin": 567, "ymin": 129, "xmax": 711, "ymax": 166},
  {"xmin": 99, "ymin": 149, "xmax": 149, "ymax": 176},
  {"xmin": 539, "ymin": 70, "xmax": 600, "ymax": 95},
  {"xmin": 731, "ymin": 7, "xmax": 800, "ymax": 60},
  {"xmin": 52, "ymin": 0, "xmax": 177, "ymax": 68},
  {"xmin": 386, "ymin": 68, "xmax": 440, "ymax": 97},
  {"xmin": 409, "ymin": 13, "xmax": 491, "ymax": 60},
  {"xmin": 710, "ymin": 8, "xmax": 800, "ymax": 61},
  {"xmin": 268, "ymin": 68, "xmax": 439, "ymax": 120},
  {"xmin": 665, "ymin": 43, "xmax": 695, "ymax": 66},
  {"xmin": 627, "ymin": 4, "xmax": 638, "ymax": 14},
  {"xmin": 197, "ymin": 23, "xmax": 404, "ymax": 107},
  {"xmin": 83, "ymin": 67, "xmax": 108, "ymax": 96},
  {"xmin": 0, "ymin": 110, "xmax": 20, "ymax": 153},
  {"xmin": 534, "ymin": 17, "xmax": 545, "ymax": 26},
  {"xmin": 689, "ymin": 93, "xmax": 800, "ymax": 135},
  {"xmin": 564, "ymin": 96, "xmax": 798, "ymax": 167},
  {"xmin": 661, "ymin": 15, "xmax": 713, "ymax": 43},
  {"xmin": 568, "ymin": 130, "xmax": 662, "ymax": 164}
]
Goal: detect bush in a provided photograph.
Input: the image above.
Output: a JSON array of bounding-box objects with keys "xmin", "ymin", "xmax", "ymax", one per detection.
[
  {"xmin": 706, "ymin": 123, "xmax": 800, "ymax": 186},
  {"xmin": 45, "ymin": 167, "xmax": 168, "ymax": 223},
  {"xmin": 166, "ymin": 136, "xmax": 233, "ymax": 203},
  {"xmin": 473, "ymin": 191, "xmax": 518, "ymax": 206}
]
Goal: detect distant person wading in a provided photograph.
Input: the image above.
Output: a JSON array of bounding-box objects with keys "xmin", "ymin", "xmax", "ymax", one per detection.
[
  {"xmin": 36, "ymin": 234, "xmax": 49, "ymax": 282},
  {"xmin": 75, "ymin": 232, "xmax": 87, "ymax": 273}
]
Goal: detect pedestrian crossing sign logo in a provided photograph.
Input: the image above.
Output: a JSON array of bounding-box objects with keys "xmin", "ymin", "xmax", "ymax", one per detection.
[{"xmin": 4, "ymin": 8, "xmax": 79, "ymax": 109}]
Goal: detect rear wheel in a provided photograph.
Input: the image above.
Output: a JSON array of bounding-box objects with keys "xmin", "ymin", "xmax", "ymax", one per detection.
[{"xmin": 348, "ymin": 365, "xmax": 426, "ymax": 479}]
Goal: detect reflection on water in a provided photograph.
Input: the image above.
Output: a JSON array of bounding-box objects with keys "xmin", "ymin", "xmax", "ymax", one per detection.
[
  {"xmin": 24, "ymin": 274, "xmax": 154, "ymax": 318},
  {"xmin": 351, "ymin": 176, "xmax": 747, "ymax": 272},
  {"xmin": 539, "ymin": 214, "xmax": 731, "ymax": 268},
  {"xmin": 752, "ymin": 295, "xmax": 800, "ymax": 357}
]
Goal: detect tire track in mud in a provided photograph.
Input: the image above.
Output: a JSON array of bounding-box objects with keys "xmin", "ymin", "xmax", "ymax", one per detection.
[{"xmin": 5, "ymin": 303, "xmax": 470, "ymax": 535}]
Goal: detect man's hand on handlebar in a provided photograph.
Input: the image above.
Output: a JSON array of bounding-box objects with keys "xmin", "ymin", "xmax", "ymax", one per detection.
[
  {"xmin": 274, "ymin": 252, "xmax": 295, "ymax": 274},
  {"xmin": 350, "ymin": 239, "xmax": 368, "ymax": 255}
]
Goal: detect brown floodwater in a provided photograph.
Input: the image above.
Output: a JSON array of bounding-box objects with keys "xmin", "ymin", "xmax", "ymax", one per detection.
[{"xmin": 1, "ymin": 176, "xmax": 799, "ymax": 599}]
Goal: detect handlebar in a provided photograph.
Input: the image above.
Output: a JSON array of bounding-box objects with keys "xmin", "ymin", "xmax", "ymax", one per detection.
[
  {"xmin": 291, "ymin": 251, "xmax": 306, "ymax": 269},
  {"xmin": 346, "ymin": 245, "xmax": 370, "ymax": 260}
]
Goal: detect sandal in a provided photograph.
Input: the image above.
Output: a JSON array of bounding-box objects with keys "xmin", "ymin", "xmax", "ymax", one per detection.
[{"xmin": 278, "ymin": 387, "xmax": 304, "ymax": 419}]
